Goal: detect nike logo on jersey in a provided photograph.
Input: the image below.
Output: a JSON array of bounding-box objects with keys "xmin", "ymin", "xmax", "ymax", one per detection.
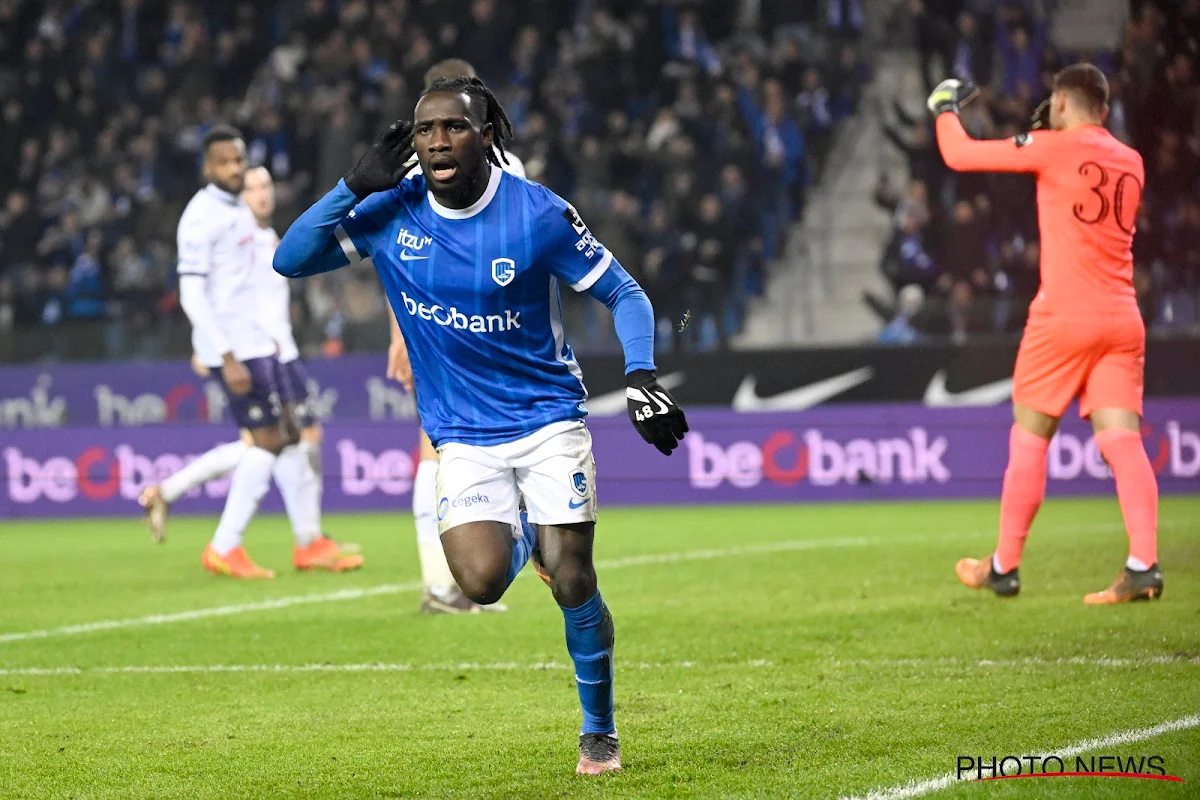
[
  {"xmin": 732, "ymin": 367, "xmax": 874, "ymax": 412},
  {"xmin": 568, "ymin": 498, "xmax": 589, "ymax": 510},
  {"xmin": 399, "ymin": 250, "xmax": 428, "ymax": 261},
  {"xmin": 586, "ymin": 372, "xmax": 687, "ymax": 416},
  {"xmin": 923, "ymin": 370, "xmax": 1013, "ymax": 407}
]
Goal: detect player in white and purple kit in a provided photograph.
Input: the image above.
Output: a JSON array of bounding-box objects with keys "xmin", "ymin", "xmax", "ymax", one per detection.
[
  {"xmin": 275, "ymin": 77, "xmax": 688, "ymax": 775},
  {"xmin": 164, "ymin": 132, "xmax": 360, "ymax": 577}
]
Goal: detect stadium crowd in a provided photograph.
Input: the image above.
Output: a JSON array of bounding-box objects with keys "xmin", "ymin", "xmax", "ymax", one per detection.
[
  {"xmin": 871, "ymin": 0, "xmax": 1200, "ymax": 344},
  {"xmin": 0, "ymin": 0, "xmax": 869, "ymax": 359}
]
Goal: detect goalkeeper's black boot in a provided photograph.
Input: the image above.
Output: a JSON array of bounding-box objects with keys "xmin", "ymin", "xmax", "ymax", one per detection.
[
  {"xmin": 956, "ymin": 556, "xmax": 1020, "ymax": 597},
  {"xmin": 1083, "ymin": 564, "xmax": 1162, "ymax": 605}
]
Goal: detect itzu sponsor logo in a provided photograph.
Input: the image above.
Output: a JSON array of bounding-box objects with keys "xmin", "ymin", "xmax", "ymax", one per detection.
[
  {"xmin": 687, "ymin": 427, "xmax": 950, "ymax": 489},
  {"xmin": 400, "ymin": 291, "xmax": 521, "ymax": 333},
  {"xmin": 397, "ymin": 228, "xmax": 432, "ymax": 250}
]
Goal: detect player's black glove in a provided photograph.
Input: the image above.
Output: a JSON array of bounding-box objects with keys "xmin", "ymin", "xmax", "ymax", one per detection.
[
  {"xmin": 1030, "ymin": 99, "xmax": 1051, "ymax": 130},
  {"xmin": 926, "ymin": 78, "xmax": 979, "ymax": 117},
  {"xmin": 626, "ymin": 370, "xmax": 688, "ymax": 456},
  {"xmin": 344, "ymin": 120, "xmax": 415, "ymax": 199}
]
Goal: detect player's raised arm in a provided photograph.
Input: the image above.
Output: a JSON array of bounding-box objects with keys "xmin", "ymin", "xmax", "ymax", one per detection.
[
  {"xmin": 274, "ymin": 121, "xmax": 415, "ymax": 278},
  {"xmin": 927, "ymin": 79, "xmax": 1054, "ymax": 174},
  {"xmin": 538, "ymin": 192, "xmax": 688, "ymax": 455}
]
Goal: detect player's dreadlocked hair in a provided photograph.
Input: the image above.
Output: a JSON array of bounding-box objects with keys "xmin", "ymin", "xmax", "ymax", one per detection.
[{"xmin": 422, "ymin": 76, "xmax": 513, "ymax": 169}]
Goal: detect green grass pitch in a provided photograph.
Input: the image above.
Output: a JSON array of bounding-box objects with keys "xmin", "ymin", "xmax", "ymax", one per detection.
[{"xmin": 1, "ymin": 497, "xmax": 1198, "ymax": 799}]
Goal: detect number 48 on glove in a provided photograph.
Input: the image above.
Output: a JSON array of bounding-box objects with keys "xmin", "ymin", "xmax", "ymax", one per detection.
[{"xmin": 626, "ymin": 370, "xmax": 688, "ymax": 456}]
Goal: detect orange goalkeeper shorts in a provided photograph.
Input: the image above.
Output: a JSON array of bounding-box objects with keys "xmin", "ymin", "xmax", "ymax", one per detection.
[{"xmin": 1012, "ymin": 310, "xmax": 1145, "ymax": 419}]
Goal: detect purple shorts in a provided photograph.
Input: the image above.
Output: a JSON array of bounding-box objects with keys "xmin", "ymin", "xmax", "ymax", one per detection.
[
  {"xmin": 278, "ymin": 358, "xmax": 315, "ymax": 428},
  {"xmin": 218, "ymin": 356, "xmax": 283, "ymax": 430}
]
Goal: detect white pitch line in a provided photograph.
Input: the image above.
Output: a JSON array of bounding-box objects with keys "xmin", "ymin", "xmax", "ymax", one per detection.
[
  {"xmin": 0, "ymin": 659, "xmax": 775, "ymax": 677},
  {"xmin": 840, "ymin": 713, "xmax": 1200, "ymax": 800},
  {"xmin": 0, "ymin": 581, "xmax": 423, "ymax": 645},
  {"xmin": 0, "ymin": 519, "xmax": 1158, "ymax": 646},
  {"xmin": 832, "ymin": 655, "xmax": 1200, "ymax": 669},
  {"xmin": 3, "ymin": 655, "xmax": 1190, "ymax": 678},
  {"xmin": 0, "ymin": 533, "xmax": 907, "ymax": 646}
]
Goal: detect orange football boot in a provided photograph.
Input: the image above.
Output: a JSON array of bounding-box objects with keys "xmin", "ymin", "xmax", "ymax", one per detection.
[
  {"xmin": 293, "ymin": 536, "xmax": 364, "ymax": 572},
  {"xmin": 202, "ymin": 545, "xmax": 275, "ymax": 579},
  {"xmin": 1084, "ymin": 564, "xmax": 1163, "ymax": 604}
]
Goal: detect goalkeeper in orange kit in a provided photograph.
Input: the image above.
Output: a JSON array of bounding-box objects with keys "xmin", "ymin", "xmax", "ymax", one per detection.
[{"xmin": 928, "ymin": 64, "xmax": 1162, "ymax": 604}]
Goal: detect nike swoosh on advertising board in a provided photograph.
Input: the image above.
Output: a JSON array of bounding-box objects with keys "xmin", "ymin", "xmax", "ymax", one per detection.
[
  {"xmin": 586, "ymin": 372, "xmax": 687, "ymax": 416},
  {"xmin": 923, "ymin": 370, "xmax": 1013, "ymax": 407},
  {"xmin": 731, "ymin": 367, "xmax": 875, "ymax": 412}
]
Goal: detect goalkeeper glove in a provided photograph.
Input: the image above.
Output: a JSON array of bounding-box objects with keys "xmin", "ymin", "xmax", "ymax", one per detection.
[
  {"xmin": 926, "ymin": 79, "xmax": 979, "ymax": 117},
  {"xmin": 1030, "ymin": 99, "xmax": 1051, "ymax": 130},
  {"xmin": 344, "ymin": 120, "xmax": 415, "ymax": 199},
  {"xmin": 626, "ymin": 370, "xmax": 688, "ymax": 456}
]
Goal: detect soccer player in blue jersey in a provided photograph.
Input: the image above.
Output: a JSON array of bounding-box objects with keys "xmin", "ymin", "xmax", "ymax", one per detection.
[{"xmin": 274, "ymin": 76, "xmax": 688, "ymax": 775}]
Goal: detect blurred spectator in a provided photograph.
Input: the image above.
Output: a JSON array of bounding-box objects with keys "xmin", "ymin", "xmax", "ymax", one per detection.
[
  {"xmin": 950, "ymin": 11, "xmax": 993, "ymax": 87},
  {"xmin": 879, "ymin": 284, "xmax": 927, "ymax": 344},
  {"xmin": 1158, "ymin": 198, "xmax": 1200, "ymax": 329},
  {"xmin": 937, "ymin": 200, "xmax": 990, "ymax": 342},
  {"xmin": 885, "ymin": 100, "xmax": 948, "ymax": 201}
]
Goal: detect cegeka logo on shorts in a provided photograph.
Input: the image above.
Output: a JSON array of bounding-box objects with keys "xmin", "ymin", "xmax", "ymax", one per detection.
[
  {"xmin": 686, "ymin": 427, "xmax": 951, "ymax": 489},
  {"xmin": 1049, "ymin": 421, "xmax": 1198, "ymax": 480}
]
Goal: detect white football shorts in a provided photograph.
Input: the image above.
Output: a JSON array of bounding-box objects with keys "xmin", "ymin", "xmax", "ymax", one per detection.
[{"xmin": 435, "ymin": 420, "xmax": 597, "ymax": 534}]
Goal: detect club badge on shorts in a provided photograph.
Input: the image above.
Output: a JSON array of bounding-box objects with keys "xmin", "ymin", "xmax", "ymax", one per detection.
[{"xmin": 570, "ymin": 470, "xmax": 588, "ymax": 498}]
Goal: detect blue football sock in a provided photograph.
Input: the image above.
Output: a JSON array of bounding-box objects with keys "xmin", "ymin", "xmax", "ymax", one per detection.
[
  {"xmin": 506, "ymin": 510, "xmax": 537, "ymax": 586},
  {"xmin": 560, "ymin": 590, "xmax": 615, "ymax": 735}
]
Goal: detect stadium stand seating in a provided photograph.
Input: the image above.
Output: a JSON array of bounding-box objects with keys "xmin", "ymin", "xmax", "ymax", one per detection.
[{"xmin": 0, "ymin": 0, "xmax": 870, "ymax": 361}]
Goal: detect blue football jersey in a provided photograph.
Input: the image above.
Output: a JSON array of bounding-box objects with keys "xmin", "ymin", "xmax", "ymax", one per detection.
[{"xmin": 338, "ymin": 167, "xmax": 613, "ymax": 447}]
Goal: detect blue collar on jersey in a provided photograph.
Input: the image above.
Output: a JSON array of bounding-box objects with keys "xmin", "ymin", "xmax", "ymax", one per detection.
[{"xmin": 427, "ymin": 163, "xmax": 503, "ymax": 220}]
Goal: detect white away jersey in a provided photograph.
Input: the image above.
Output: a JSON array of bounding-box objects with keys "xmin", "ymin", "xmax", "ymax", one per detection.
[
  {"xmin": 338, "ymin": 166, "xmax": 612, "ymax": 447},
  {"xmin": 177, "ymin": 185, "xmax": 276, "ymax": 366},
  {"xmin": 251, "ymin": 226, "xmax": 300, "ymax": 363}
]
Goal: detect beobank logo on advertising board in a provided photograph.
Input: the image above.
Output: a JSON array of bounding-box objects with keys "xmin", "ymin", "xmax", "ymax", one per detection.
[
  {"xmin": 337, "ymin": 439, "xmax": 417, "ymax": 496},
  {"xmin": 687, "ymin": 427, "xmax": 951, "ymax": 489},
  {"xmin": 1049, "ymin": 421, "xmax": 1200, "ymax": 480},
  {"xmin": 4, "ymin": 439, "xmax": 422, "ymax": 506},
  {"xmin": 92, "ymin": 379, "xmax": 340, "ymax": 426},
  {"xmin": 93, "ymin": 382, "xmax": 227, "ymax": 426},
  {"xmin": 4, "ymin": 445, "xmax": 232, "ymax": 504}
]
